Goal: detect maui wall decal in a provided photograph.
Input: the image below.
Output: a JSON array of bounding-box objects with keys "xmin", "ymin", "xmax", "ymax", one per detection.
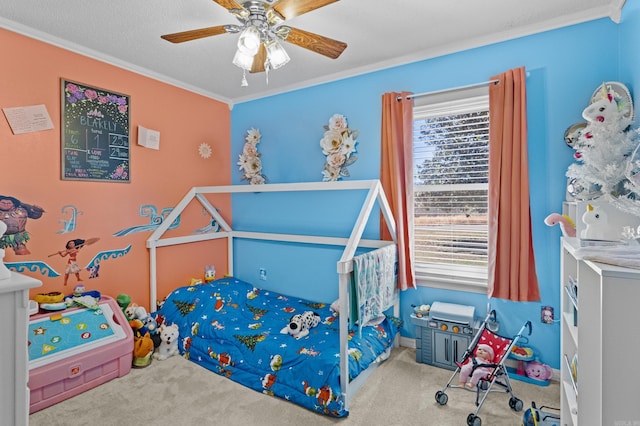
[{"xmin": 0, "ymin": 194, "xmax": 46, "ymax": 255}]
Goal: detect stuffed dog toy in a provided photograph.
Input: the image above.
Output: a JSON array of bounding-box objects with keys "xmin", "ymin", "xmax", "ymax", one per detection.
[
  {"xmin": 280, "ymin": 311, "xmax": 321, "ymax": 339},
  {"xmin": 153, "ymin": 323, "xmax": 180, "ymax": 360}
]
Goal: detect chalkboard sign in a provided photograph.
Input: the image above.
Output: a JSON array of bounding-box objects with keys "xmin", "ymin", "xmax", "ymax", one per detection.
[{"xmin": 61, "ymin": 79, "xmax": 130, "ymax": 182}]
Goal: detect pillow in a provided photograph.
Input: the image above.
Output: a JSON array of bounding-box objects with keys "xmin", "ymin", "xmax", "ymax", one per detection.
[{"xmin": 330, "ymin": 299, "xmax": 385, "ymax": 326}]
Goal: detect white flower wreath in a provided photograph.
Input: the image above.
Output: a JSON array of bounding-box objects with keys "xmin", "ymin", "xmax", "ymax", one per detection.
[
  {"xmin": 320, "ymin": 114, "xmax": 359, "ymax": 182},
  {"xmin": 237, "ymin": 128, "xmax": 267, "ymax": 185}
]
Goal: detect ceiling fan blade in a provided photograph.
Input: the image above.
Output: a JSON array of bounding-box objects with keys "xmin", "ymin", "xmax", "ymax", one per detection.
[
  {"xmin": 250, "ymin": 43, "xmax": 267, "ymax": 73},
  {"xmin": 212, "ymin": 0, "xmax": 245, "ymax": 11},
  {"xmin": 284, "ymin": 27, "xmax": 347, "ymax": 59},
  {"xmin": 272, "ymin": 0, "xmax": 339, "ymax": 20},
  {"xmin": 161, "ymin": 26, "xmax": 229, "ymax": 43}
]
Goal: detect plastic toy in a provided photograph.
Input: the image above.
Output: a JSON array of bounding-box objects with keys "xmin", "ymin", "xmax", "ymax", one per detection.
[
  {"xmin": 63, "ymin": 284, "xmax": 101, "ymax": 310},
  {"xmin": 525, "ymin": 360, "xmax": 553, "ymax": 383},
  {"xmin": 411, "ymin": 303, "xmax": 431, "ymax": 318},
  {"xmin": 522, "ymin": 401, "xmax": 560, "ymax": 426},
  {"xmin": 509, "ymin": 344, "xmax": 534, "ymax": 376},
  {"xmin": 34, "ymin": 291, "xmax": 64, "ymax": 304}
]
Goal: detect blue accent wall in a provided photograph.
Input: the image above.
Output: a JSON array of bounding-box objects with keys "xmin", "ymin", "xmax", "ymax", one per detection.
[{"xmin": 230, "ymin": 10, "xmax": 635, "ymax": 370}]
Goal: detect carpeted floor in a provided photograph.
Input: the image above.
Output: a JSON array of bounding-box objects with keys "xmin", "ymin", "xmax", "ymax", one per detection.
[{"xmin": 29, "ymin": 346, "xmax": 559, "ymax": 426}]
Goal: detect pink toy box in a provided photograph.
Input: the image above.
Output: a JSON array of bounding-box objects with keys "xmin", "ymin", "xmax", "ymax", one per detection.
[{"xmin": 28, "ymin": 295, "xmax": 133, "ymax": 413}]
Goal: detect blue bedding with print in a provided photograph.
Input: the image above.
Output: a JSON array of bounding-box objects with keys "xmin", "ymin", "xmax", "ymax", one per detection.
[{"xmin": 153, "ymin": 277, "xmax": 401, "ymax": 417}]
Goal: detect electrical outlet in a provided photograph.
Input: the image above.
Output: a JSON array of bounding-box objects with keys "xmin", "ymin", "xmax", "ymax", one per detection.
[
  {"xmin": 541, "ymin": 306, "xmax": 554, "ymax": 323},
  {"xmin": 259, "ymin": 268, "xmax": 267, "ymax": 281}
]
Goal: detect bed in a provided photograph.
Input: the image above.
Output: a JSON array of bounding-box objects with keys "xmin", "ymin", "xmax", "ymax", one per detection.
[{"xmin": 146, "ymin": 180, "xmax": 400, "ymax": 417}]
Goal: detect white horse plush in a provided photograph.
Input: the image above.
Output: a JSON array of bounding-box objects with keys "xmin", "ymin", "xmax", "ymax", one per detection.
[{"xmin": 581, "ymin": 204, "xmax": 609, "ymax": 240}]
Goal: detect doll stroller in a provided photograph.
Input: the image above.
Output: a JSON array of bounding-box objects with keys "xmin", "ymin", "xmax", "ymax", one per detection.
[{"xmin": 434, "ymin": 310, "xmax": 532, "ymax": 426}]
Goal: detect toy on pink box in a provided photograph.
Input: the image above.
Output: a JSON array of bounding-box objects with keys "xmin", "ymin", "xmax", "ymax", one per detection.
[{"xmin": 28, "ymin": 295, "xmax": 133, "ymax": 413}]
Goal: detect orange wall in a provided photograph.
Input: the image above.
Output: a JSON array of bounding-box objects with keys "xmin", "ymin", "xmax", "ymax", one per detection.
[{"xmin": 1, "ymin": 29, "xmax": 231, "ymax": 310}]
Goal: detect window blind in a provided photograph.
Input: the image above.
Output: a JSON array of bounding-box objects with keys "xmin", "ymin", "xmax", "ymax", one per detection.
[{"xmin": 413, "ymin": 97, "xmax": 489, "ymax": 272}]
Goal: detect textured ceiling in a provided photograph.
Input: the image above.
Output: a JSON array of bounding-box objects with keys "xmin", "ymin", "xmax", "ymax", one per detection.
[{"xmin": 0, "ymin": 0, "xmax": 625, "ymax": 105}]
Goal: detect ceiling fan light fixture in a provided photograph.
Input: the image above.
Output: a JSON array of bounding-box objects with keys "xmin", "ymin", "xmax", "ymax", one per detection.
[
  {"xmin": 266, "ymin": 39, "xmax": 289, "ymax": 70},
  {"xmin": 237, "ymin": 25, "xmax": 261, "ymax": 55},
  {"xmin": 233, "ymin": 49, "xmax": 254, "ymax": 70}
]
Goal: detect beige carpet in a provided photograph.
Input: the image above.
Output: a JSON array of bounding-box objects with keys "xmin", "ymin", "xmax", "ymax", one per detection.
[{"xmin": 29, "ymin": 347, "xmax": 559, "ymax": 426}]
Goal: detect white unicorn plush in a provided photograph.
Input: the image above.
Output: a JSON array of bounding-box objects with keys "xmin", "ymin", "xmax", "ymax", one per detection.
[{"xmin": 581, "ymin": 204, "xmax": 609, "ymax": 240}]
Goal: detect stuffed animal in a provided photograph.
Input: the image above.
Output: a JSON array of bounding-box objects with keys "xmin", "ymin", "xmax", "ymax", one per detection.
[
  {"xmin": 132, "ymin": 332, "xmax": 155, "ymax": 368},
  {"xmin": 581, "ymin": 204, "xmax": 609, "ymax": 240},
  {"xmin": 544, "ymin": 213, "xmax": 576, "ymax": 238},
  {"xmin": 525, "ymin": 360, "xmax": 553, "ymax": 382},
  {"xmin": 125, "ymin": 302, "xmax": 148, "ymax": 321},
  {"xmin": 153, "ymin": 323, "xmax": 180, "ymax": 360},
  {"xmin": 116, "ymin": 293, "xmax": 131, "ymax": 316},
  {"xmin": 129, "ymin": 314, "xmax": 158, "ymax": 338},
  {"xmin": 141, "ymin": 314, "xmax": 158, "ymax": 335},
  {"xmin": 204, "ymin": 265, "xmax": 216, "ymax": 283},
  {"xmin": 280, "ymin": 311, "xmax": 321, "ymax": 339}
]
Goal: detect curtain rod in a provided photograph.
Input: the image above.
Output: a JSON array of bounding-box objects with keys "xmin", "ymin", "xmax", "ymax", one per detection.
[{"xmin": 397, "ymin": 79, "xmax": 500, "ymax": 102}]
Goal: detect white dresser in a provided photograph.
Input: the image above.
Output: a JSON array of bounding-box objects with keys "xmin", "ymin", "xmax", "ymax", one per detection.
[
  {"xmin": 0, "ymin": 272, "xmax": 42, "ymax": 426},
  {"xmin": 560, "ymin": 237, "xmax": 640, "ymax": 425}
]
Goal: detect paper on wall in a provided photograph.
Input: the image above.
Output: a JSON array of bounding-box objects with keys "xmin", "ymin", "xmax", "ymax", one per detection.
[
  {"xmin": 2, "ymin": 104, "xmax": 54, "ymax": 135},
  {"xmin": 138, "ymin": 125, "xmax": 160, "ymax": 150}
]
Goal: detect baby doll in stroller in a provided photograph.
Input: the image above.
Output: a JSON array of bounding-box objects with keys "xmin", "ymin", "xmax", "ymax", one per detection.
[{"xmin": 459, "ymin": 343, "xmax": 495, "ymax": 389}]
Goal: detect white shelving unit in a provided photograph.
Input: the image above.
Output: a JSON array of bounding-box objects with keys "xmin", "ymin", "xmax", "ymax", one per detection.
[
  {"xmin": 0, "ymin": 271, "xmax": 42, "ymax": 426},
  {"xmin": 560, "ymin": 237, "xmax": 640, "ymax": 425}
]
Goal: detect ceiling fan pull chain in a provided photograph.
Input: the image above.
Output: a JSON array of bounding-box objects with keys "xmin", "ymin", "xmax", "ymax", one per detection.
[{"xmin": 241, "ymin": 69, "xmax": 248, "ymax": 87}]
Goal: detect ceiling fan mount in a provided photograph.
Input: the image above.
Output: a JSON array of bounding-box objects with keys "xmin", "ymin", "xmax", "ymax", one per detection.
[{"xmin": 161, "ymin": 0, "xmax": 347, "ymax": 77}]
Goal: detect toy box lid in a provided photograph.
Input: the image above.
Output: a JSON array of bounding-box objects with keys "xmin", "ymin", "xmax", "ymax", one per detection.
[{"xmin": 429, "ymin": 301, "xmax": 475, "ymax": 326}]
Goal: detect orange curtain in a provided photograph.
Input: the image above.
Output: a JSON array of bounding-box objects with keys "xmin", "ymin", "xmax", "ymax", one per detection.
[
  {"xmin": 487, "ymin": 67, "xmax": 540, "ymax": 301},
  {"xmin": 380, "ymin": 92, "xmax": 416, "ymax": 290}
]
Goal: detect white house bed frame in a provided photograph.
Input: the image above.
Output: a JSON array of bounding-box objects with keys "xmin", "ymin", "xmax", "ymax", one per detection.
[{"xmin": 146, "ymin": 179, "xmax": 398, "ymax": 411}]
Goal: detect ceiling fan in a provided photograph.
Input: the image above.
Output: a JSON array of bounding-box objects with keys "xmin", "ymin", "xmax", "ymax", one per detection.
[{"xmin": 160, "ymin": 0, "xmax": 347, "ymax": 77}]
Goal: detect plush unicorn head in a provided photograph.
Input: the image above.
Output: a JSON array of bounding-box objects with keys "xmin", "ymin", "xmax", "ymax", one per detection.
[{"xmin": 581, "ymin": 204, "xmax": 609, "ymax": 240}]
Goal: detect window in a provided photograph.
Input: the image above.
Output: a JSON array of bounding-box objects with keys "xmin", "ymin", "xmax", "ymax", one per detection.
[{"xmin": 412, "ymin": 88, "xmax": 489, "ymax": 292}]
